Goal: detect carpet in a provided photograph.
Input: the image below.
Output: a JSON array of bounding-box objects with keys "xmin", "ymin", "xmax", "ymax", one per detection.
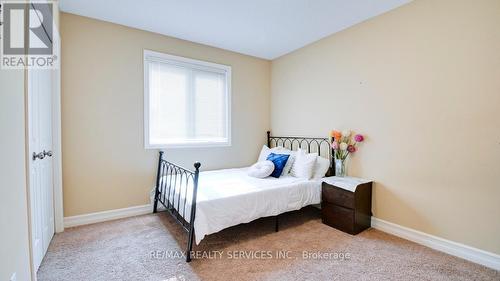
[{"xmin": 38, "ymin": 207, "xmax": 499, "ymax": 281}]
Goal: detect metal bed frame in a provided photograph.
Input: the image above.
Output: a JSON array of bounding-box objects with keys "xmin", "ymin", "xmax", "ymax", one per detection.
[{"xmin": 153, "ymin": 131, "xmax": 333, "ymax": 262}]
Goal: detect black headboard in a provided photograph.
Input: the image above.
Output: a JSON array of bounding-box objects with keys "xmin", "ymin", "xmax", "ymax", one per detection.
[{"xmin": 266, "ymin": 131, "xmax": 333, "ymax": 176}]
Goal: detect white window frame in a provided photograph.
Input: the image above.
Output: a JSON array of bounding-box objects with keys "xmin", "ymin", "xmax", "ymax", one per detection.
[{"xmin": 144, "ymin": 50, "xmax": 232, "ymax": 149}]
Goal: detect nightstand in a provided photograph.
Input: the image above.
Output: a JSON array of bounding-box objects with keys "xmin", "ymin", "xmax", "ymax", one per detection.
[{"xmin": 321, "ymin": 177, "xmax": 373, "ymax": 235}]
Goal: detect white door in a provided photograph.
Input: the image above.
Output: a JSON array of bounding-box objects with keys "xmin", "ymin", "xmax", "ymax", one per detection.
[{"xmin": 28, "ymin": 67, "xmax": 55, "ymax": 272}]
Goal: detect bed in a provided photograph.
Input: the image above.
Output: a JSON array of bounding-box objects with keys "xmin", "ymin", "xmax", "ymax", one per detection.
[{"xmin": 152, "ymin": 131, "xmax": 333, "ymax": 262}]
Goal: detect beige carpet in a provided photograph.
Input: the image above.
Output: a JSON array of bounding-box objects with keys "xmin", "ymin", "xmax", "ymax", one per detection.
[{"xmin": 38, "ymin": 207, "xmax": 499, "ymax": 281}]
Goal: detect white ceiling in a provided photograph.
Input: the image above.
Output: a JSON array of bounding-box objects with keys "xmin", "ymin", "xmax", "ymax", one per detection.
[{"xmin": 59, "ymin": 0, "xmax": 412, "ymax": 60}]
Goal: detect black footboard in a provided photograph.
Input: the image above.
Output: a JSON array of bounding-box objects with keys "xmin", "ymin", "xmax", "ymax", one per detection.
[{"xmin": 153, "ymin": 151, "xmax": 200, "ymax": 262}]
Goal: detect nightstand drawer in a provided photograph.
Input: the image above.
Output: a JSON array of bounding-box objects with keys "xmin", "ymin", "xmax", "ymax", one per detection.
[
  {"xmin": 322, "ymin": 203, "xmax": 355, "ymax": 234},
  {"xmin": 322, "ymin": 183, "xmax": 354, "ymax": 209}
]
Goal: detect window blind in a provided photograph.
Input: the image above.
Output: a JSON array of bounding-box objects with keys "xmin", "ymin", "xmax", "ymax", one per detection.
[{"xmin": 144, "ymin": 51, "xmax": 231, "ymax": 148}]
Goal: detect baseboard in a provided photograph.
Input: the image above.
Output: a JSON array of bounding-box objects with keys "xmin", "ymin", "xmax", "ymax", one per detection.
[
  {"xmin": 371, "ymin": 217, "xmax": 500, "ymax": 271},
  {"xmin": 64, "ymin": 204, "xmax": 153, "ymax": 228}
]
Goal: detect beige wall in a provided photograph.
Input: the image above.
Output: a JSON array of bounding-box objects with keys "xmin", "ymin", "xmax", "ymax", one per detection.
[
  {"xmin": 62, "ymin": 0, "xmax": 500, "ymax": 255},
  {"xmin": 61, "ymin": 13, "xmax": 271, "ymax": 217},
  {"xmin": 271, "ymin": 0, "xmax": 500, "ymax": 254},
  {"xmin": 0, "ymin": 70, "xmax": 32, "ymax": 281}
]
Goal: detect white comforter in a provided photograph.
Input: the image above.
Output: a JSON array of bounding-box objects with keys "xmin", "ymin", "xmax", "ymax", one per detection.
[{"xmin": 163, "ymin": 167, "xmax": 322, "ymax": 244}]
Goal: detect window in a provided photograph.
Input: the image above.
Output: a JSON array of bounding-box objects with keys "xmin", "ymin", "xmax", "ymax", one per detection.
[{"xmin": 144, "ymin": 50, "xmax": 231, "ymax": 148}]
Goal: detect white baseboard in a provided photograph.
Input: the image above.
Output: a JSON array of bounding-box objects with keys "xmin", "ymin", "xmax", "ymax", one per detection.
[
  {"xmin": 371, "ymin": 217, "xmax": 500, "ymax": 271},
  {"xmin": 64, "ymin": 204, "xmax": 153, "ymax": 228}
]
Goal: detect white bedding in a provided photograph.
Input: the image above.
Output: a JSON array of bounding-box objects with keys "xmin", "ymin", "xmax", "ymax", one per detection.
[{"xmin": 162, "ymin": 167, "xmax": 322, "ymax": 244}]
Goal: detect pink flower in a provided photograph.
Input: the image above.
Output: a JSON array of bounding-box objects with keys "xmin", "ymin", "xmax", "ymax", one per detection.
[
  {"xmin": 347, "ymin": 145, "xmax": 356, "ymax": 153},
  {"xmin": 354, "ymin": 134, "xmax": 364, "ymax": 142},
  {"xmin": 331, "ymin": 141, "xmax": 339, "ymax": 150}
]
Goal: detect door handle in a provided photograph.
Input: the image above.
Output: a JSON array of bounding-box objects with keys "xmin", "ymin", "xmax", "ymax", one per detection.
[
  {"xmin": 33, "ymin": 151, "xmax": 45, "ymax": 161},
  {"xmin": 43, "ymin": 150, "xmax": 53, "ymax": 157}
]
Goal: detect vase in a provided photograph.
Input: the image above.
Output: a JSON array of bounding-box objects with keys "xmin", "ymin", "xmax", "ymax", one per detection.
[{"xmin": 335, "ymin": 158, "xmax": 347, "ymax": 177}]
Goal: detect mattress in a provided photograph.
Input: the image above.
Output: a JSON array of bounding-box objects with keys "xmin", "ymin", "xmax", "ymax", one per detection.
[{"xmin": 161, "ymin": 167, "xmax": 322, "ymax": 244}]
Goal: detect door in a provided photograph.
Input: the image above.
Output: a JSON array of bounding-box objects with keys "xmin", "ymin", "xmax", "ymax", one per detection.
[{"xmin": 28, "ymin": 67, "xmax": 55, "ymax": 272}]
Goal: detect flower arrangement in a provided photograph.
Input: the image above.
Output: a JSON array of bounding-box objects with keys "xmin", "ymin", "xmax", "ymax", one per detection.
[{"xmin": 330, "ymin": 130, "xmax": 364, "ymax": 177}]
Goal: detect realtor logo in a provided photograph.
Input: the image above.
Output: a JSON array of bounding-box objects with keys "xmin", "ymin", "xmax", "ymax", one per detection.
[{"xmin": 1, "ymin": 1, "xmax": 57, "ymax": 69}]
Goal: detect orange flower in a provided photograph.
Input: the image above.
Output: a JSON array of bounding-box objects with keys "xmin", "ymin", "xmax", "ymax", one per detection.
[{"xmin": 330, "ymin": 130, "xmax": 342, "ymax": 141}]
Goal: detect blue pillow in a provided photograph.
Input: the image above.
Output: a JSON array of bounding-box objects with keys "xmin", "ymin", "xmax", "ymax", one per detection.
[{"xmin": 266, "ymin": 153, "xmax": 290, "ymax": 178}]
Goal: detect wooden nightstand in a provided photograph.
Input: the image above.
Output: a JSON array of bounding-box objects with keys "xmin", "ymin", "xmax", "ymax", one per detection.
[{"xmin": 321, "ymin": 177, "xmax": 373, "ymax": 235}]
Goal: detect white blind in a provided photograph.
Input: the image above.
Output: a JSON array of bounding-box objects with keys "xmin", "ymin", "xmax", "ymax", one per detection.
[{"xmin": 145, "ymin": 52, "xmax": 230, "ymax": 147}]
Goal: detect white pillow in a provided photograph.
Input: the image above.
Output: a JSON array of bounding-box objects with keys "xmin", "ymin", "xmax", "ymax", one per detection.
[
  {"xmin": 313, "ymin": 156, "xmax": 330, "ymax": 179},
  {"xmin": 247, "ymin": 161, "xmax": 275, "ymax": 178},
  {"xmin": 290, "ymin": 150, "xmax": 317, "ymax": 179},
  {"xmin": 257, "ymin": 145, "xmax": 282, "ymax": 162},
  {"xmin": 257, "ymin": 145, "xmax": 295, "ymax": 176}
]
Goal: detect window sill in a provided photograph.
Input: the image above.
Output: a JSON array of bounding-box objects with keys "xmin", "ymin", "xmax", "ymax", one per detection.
[{"xmin": 145, "ymin": 141, "xmax": 231, "ymax": 149}]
